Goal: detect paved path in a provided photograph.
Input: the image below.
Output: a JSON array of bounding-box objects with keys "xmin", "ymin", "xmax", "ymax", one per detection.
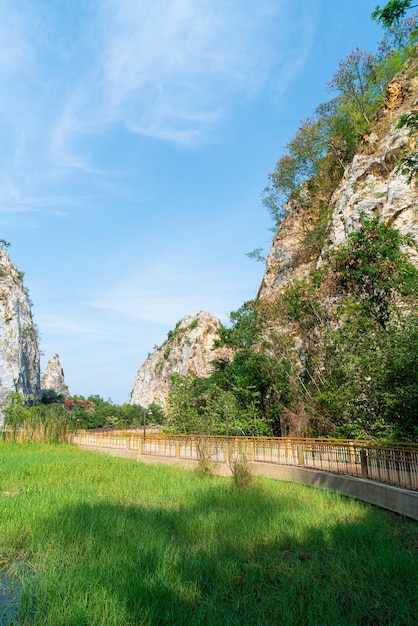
[{"xmin": 75, "ymin": 443, "xmax": 418, "ymax": 521}]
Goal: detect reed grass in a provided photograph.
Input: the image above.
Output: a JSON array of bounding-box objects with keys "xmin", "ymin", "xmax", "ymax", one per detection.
[{"xmin": 0, "ymin": 443, "xmax": 417, "ymax": 625}]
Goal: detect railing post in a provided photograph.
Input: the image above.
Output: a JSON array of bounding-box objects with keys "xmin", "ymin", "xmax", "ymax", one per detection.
[
  {"xmin": 297, "ymin": 444, "xmax": 305, "ymax": 466},
  {"xmin": 138, "ymin": 438, "xmax": 143, "ymax": 455},
  {"xmin": 175, "ymin": 441, "xmax": 180, "ymax": 459},
  {"xmin": 349, "ymin": 443, "xmax": 356, "ymax": 465},
  {"xmin": 250, "ymin": 440, "xmax": 255, "ymax": 462},
  {"xmin": 360, "ymin": 449, "xmax": 368, "ymax": 479},
  {"xmin": 285, "ymin": 440, "xmax": 291, "ymax": 463},
  {"xmin": 225, "ymin": 441, "xmax": 230, "ymax": 464}
]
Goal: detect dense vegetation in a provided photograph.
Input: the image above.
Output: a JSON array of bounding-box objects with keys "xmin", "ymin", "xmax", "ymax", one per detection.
[
  {"xmin": 1, "ymin": 444, "xmax": 417, "ymax": 625},
  {"xmin": 2, "ymin": 392, "xmax": 164, "ymax": 442},
  {"xmin": 165, "ymin": 6, "xmax": 418, "ymax": 442},
  {"xmin": 165, "ymin": 214, "xmax": 418, "ymax": 441}
]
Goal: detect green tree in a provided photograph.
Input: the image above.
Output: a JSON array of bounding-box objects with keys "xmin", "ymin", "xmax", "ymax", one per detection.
[
  {"xmin": 3, "ymin": 393, "xmax": 32, "ymax": 438},
  {"xmin": 262, "ymin": 107, "xmax": 349, "ymax": 234},
  {"xmin": 381, "ymin": 314, "xmax": 418, "ymax": 437},
  {"xmin": 326, "ymin": 213, "xmax": 418, "ymax": 328},
  {"xmin": 63, "ymin": 396, "xmax": 97, "ymax": 429},
  {"xmin": 267, "ymin": 214, "xmax": 418, "ymax": 440},
  {"xmin": 372, "ymin": 0, "xmax": 417, "ymax": 28},
  {"xmin": 40, "ymin": 389, "xmax": 65, "ymax": 404},
  {"xmin": 211, "ymin": 350, "xmax": 286, "ymax": 432},
  {"xmin": 327, "ymin": 47, "xmax": 378, "ymax": 132},
  {"xmin": 308, "ymin": 215, "xmax": 418, "ymax": 438},
  {"xmin": 315, "ymin": 310, "xmax": 418, "ymax": 440},
  {"xmin": 165, "ymin": 374, "xmax": 202, "ymax": 434},
  {"xmin": 146, "ymin": 402, "xmax": 165, "ymax": 424},
  {"xmin": 165, "ymin": 350, "xmax": 278, "ymax": 437},
  {"xmin": 216, "ymin": 301, "xmax": 261, "ymax": 349}
]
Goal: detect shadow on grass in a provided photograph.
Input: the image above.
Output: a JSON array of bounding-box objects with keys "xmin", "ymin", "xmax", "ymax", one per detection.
[{"xmin": 17, "ymin": 484, "xmax": 418, "ymax": 626}]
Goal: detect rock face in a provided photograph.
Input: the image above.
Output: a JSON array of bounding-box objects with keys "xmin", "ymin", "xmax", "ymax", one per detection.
[
  {"xmin": 130, "ymin": 60, "xmax": 418, "ymax": 415},
  {"xmin": 257, "ymin": 191, "xmax": 319, "ymax": 299},
  {"xmin": 41, "ymin": 355, "xmax": 70, "ymax": 398},
  {"xmin": 0, "ymin": 246, "xmax": 40, "ymax": 410},
  {"xmin": 258, "ymin": 60, "xmax": 418, "ymax": 301},
  {"xmin": 130, "ymin": 311, "xmax": 231, "ymax": 409},
  {"xmin": 328, "ymin": 63, "xmax": 418, "ymax": 253}
]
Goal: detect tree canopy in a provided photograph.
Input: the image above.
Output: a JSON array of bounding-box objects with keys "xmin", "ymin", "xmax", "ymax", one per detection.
[{"xmin": 372, "ymin": 0, "xmax": 417, "ymax": 27}]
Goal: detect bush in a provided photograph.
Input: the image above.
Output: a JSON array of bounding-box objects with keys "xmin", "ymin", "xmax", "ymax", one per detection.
[
  {"xmin": 195, "ymin": 437, "xmax": 215, "ymax": 477},
  {"xmin": 229, "ymin": 455, "xmax": 253, "ymax": 492}
]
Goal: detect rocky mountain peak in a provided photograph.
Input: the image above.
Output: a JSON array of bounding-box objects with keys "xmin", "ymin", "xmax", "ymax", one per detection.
[
  {"xmin": 41, "ymin": 355, "xmax": 70, "ymax": 398},
  {"xmin": 130, "ymin": 311, "xmax": 231, "ymax": 409},
  {"xmin": 0, "ymin": 245, "xmax": 40, "ymax": 410}
]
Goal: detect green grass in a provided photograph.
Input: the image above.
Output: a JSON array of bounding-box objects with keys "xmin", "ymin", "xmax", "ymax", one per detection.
[{"xmin": 0, "ymin": 443, "xmax": 417, "ymax": 625}]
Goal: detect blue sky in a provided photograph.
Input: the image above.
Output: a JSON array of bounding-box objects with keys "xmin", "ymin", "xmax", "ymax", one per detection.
[{"xmin": 1, "ymin": 0, "xmax": 384, "ymax": 404}]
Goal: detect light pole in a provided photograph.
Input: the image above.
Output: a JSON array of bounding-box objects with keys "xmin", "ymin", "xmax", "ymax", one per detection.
[{"xmin": 143, "ymin": 409, "xmax": 152, "ymax": 441}]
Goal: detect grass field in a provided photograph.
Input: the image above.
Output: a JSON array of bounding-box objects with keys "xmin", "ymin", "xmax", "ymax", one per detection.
[{"xmin": 0, "ymin": 443, "xmax": 417, "ymax": 625}]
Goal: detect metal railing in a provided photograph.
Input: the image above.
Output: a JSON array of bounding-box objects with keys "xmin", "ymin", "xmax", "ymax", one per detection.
[{"xmin": 70, "ymin": 431, "xmax": 418, "ymax": 492}]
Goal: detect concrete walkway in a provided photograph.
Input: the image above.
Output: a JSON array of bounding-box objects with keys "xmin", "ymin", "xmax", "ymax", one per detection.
[{"xmin": 77, "ymin": 444, "xmax": 418, "ymax": 521}]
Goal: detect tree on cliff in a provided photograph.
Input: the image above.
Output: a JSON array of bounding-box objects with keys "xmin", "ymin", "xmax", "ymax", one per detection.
[
  {"xmin": 279, "ymin": 214, "xmax": 418, "ymax": 440},
  {"xmin": 327, "ymin": 213, "xmax": 418, "ymax": 329},
  {"xmin": 372, "ymin": 0, "xmax": 417, "ymax": 27}
]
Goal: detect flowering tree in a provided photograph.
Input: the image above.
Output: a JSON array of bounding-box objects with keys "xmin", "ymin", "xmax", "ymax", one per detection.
[
  {"xmin": 327, "ymin": 47, "xmax": 377, "ymax": 131},
  {"xmin": 64, "ymin": 398, "xmax": 96, "ymax": 428}
]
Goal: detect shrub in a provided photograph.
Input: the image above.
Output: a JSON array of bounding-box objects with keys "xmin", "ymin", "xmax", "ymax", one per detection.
[
  {"xmin": 229, "ymin": 454, "xmax": 253, "ymax": 492},
  {"xmin": 195, "ymin": 437, "xmax": 215, "ymax": 477}
]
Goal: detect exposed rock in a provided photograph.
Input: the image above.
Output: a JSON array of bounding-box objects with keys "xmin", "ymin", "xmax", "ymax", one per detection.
[
  {"xmin": 41, "ymin": 355, "xmax": 70, "ymax": 398},
  {"xmin": 130, "ymin": 311, "xmax": 231, "ymax": 409},
  {"xmin": 257, "ymin": 192, "xmax": 318, "ymax": 299},
  {"xmin": 258, "ymin": 61, "xmax": 418, "ymax": 301},
  {"xmin": 328, "ymin": 64, "xmax": 418, "ymax": 254},
  {"xmin": 0, "ymin": 246, "xmax": 40, "ymax": 414},
  {"xmin": 130, "ymin": 60, "xmax": 418, "ymax": 418}
]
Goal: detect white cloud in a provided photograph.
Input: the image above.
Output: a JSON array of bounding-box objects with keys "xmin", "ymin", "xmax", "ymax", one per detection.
[
  {"xmin": 0, "ymin": 0, "xmax": 318, "ymax": 195},
  {"xmin": 0, "ymin": 206, "xmax": 39, "ymax": 214},
  {"xmin": 86, "ymin": 257, "xmax": 253, "ymax": 327},
  {"xmin": 99, "ymin": 0, "xmax": 275, "ymax": 142},
  {"xmin": 0, "ymin": 3, "xmax": 35, "ymax": 75},
  {"xmin": 37, "ymin": 315, "xmax": 113, "ymax": 338},
  {"xmin": 51, "ymin": 0, "xmax": 316, "ymax": 152}
]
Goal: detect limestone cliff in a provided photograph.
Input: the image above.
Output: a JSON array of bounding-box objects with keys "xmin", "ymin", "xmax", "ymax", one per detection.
[
  {"xmin": 130, "ymin": 59, "xmax": 417, "ymax": 416},
  {"xmin": 130, "ymin": 311, "xmax": 231, "ymax": 409},
  {"xmin": 258, "ymin": 58, "xmax": 418, "ymax": 300},
  {"xmin": 41, "ymin": 355, "xmax": 70, "ymax": 398},
  {"xmin": 0, "ymin": 246, "xmax": 40, "ymax": 408}
]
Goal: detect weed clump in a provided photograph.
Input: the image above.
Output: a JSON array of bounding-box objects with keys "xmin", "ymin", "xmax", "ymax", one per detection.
[
  {"xmin": 195, "ymin": 437, "xmax": 215, "ymax": 477},
  {"xmin": 230, "ymin": 454, "xmax": 253, "ymax": 492}
]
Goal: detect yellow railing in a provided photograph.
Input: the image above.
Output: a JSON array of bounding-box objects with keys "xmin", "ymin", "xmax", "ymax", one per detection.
[{"xmin": 70, "ymin": 431, "xmax": 418, "ymax": 492}]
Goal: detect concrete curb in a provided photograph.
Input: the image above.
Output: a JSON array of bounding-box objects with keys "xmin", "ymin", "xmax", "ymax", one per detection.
[
  {"xmin": 78, "ymin": 446, "xmax": 418, "ymax": 521},
  {"xmin": 250, "ymin": 462, "xmax": 418, "ymax": 521}
]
